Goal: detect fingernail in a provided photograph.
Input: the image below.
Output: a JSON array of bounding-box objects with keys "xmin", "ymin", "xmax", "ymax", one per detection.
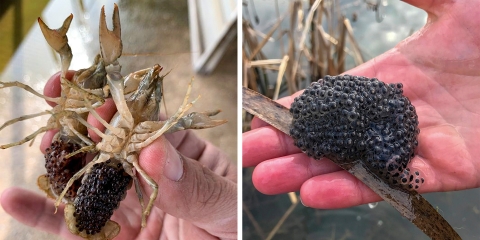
[
  {"xmin": 163, "ymin": 143, "xmax": 184, "ymax": 181},
  {"xmin": 299, "ymin": 196, "xmax": 309, "ymax": 208}
]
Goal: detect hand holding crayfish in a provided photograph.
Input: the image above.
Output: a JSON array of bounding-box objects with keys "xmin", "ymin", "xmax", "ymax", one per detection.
[{"xmin": 1, "ymin": 73, "xmax": 237, "ymax": 240}]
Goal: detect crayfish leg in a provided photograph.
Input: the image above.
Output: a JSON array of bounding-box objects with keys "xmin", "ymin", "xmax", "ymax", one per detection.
[
  {"xmin": 0, "ymin": 126, "xmax": 52, "ymax": 149},
  {"xmin": 131, "ymin": 157, "xmax": 158, "ymax": 228}
]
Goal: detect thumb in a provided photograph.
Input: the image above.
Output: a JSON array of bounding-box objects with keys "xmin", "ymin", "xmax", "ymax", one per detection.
[{"xmin": 138, "ymin": 136, "xmax": 237, "ymax": 238}]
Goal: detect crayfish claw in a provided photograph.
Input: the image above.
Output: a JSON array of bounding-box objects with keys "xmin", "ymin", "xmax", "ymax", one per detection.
[
  {"xmin": 38, "ymin": 14, "xmax": 73, "ymax": 78},
  {"xmin": 99, "ymin": 4, "xmax": 122, "ymax": 66},
  {"xmin": 167, "ymin": 111, "xmax": 227, "ymax": 133}
]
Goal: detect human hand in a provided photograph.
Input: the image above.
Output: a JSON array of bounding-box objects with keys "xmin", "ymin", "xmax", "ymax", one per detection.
[
  {"xmin": 243, "ymin": 0, "xmax": 480, "ymax": 209},
  {"xmin": 1, "ymin": 72, "xmax": 237, "ymax": 240}
]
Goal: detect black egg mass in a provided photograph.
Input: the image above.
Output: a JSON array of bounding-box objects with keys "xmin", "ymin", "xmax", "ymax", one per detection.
[
  {"xmin": 44, "ymin": 140, "xmax": 86, "ymax": 201},
  {"xmin": 290, "ymin": 75, "xmax": 423, "ymax": 190},
  {"xmin": 73, "ymin": 159, "xmax": 132, "ymax": 235}
]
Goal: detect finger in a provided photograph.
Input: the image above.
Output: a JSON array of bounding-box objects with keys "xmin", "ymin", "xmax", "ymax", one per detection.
[
  {"xmin": 251, "ymin": 153, "xmax": 342, "ymax": 194},
  {"xmin": 299, "ymin": 171, "xmax": 382, "ymax": 209},
  {"xmin": 0, "ymin": 187, "xmax": 77, "ymax": 239},
  {"xmin": 86, "ymin": 98, "xmax": 117, "ymax": 142},
  {"xmin": 138, "ymin": 137, "xmax": 237, "ymax": 239},
  {"xmin": 43, "ymin": 70, "xmax": 76, "ymax": 107},
  {"xmin": 242, "ymin": 126, "xmax": 300, "ymax": 167},
  {"xmin": 40, "ymin": 129, "xmax": 59, "ymax": 154},
  {"xmin": 298, "ymin": 154, "xmax": 438, "ymax": 209}
]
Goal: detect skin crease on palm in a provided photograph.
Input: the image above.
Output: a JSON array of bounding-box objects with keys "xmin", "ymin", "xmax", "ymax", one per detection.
[
  {"xmin": 0, "ymin": 70, "xmax": 237, "ymax": 239},
  {"xmin": 243, "ymin": 0, "xmax": 480, "ymax": 210}
]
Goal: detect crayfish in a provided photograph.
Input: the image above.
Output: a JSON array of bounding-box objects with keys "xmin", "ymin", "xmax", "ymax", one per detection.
[{"xmin": 0, "ymin": 4, "xmax": 226, "ymax": 239}]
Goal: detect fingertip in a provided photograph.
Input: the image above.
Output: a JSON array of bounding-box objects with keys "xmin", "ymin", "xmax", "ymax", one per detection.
[
  {"xmin": 44, "ymin": 70, "xmax": 76, "ymax": 107},
  {"xmin": 242, "ymin": 126, "xmax": 299, "ymax": 167},
  {"xmin": 0, "ymin": 187, "xmax": 17, "ymax": 212},
  {"xmin": 1, "ymin": 187, "xmax": 67, "ymax": 236},
  {"xmin": 40, "ymin": 130, "xmax": 58, "ymax": 154},
  {"xmin": 251, "ymin": 159, "xmax": 296, "ymax": 195},
  {"xmin": 251, "ymin": 163, "xmax": 273, "ymax": 195},
  {"xmin": 0, "ymin": 187, "xmax": 41, "ymax": 218}
]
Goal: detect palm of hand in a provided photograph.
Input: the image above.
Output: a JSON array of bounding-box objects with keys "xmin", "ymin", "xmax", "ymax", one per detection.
[
  {"xmin": 350, "ymin": 1, "xmax": 480, "ymax": 194},
  {"xmin": 244, "ymin": 1, "xmax": 480, "ymax": 208}
]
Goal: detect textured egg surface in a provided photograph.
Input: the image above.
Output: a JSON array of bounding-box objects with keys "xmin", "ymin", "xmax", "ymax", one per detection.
[
  {"xmin": 290, "ymin": 75, "xmax": 423, "ymax": 189},
  {"xmin": 73, "ymin": 159, "xmax": 132, "ymax": 235},
  {"xmin": 44, "ymin": 140, "xmax": 86, "ymax": 200}
]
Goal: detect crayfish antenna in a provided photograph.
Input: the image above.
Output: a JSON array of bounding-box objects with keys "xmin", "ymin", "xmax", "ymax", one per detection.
[{"xmin": 38, "ymin": 14, "xmax": 73, "ymax": 78}]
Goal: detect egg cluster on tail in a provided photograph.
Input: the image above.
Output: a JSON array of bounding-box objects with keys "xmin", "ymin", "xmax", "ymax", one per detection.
[
  {"xmin": 72, "ymin": 159, "xmax": 132, "ymax": 235},
  {"xmin": 44, "ymin": 140, "xmax": 86, "ymax": 201},
  {"xmin": 289, "ymin": 75, "xmax": 423, "ymax": 190}
]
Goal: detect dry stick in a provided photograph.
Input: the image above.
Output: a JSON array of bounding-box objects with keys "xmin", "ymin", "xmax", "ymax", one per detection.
[
  {"xmin": 242, "ymin": 87, "xmax": 291, "ymax": 134},
  {"xmin": 243, "ymin": 49, "xmax": 257, "ymax": 92},
  {"xmin": 298, "ymin": 0, "xmax": 322, "ymax": 51},
  {"xmin": 265, "ymin": 197, "xmax": 299, "ymax": 240},
  {"xmin": 249, "ymin": 59, "xmax": 284, "ymax": 66},
  {"xmin": 315, "ymin": 3, "xmax": 327, "ymax": 76},
  {"xmin": 285, "ymin": 1, "xmax": 300, "ymax": 94},
  {"xmin": 275, "ymin": 0, "xmax": 285, "ymax": 57},
  {"xmin": 250, "ymin": 59, "xmax": 282, "ymax": 71},
  {"xmin": 272, "ymin": 55, "xmax": 290, "ymax": 100},
  {"xmin": 344, "ymin": 18, "xmax": 364, "ymax": 65},
  {"xmin": 242, "ymin": 87, "xmax": 461, "ymax": 240},
  {"xmin": 243, "ymin": 19, "xmax": 275, "ymax": 95},
  {"xmin": 309, "ymin": 1, "xmax": 318, "ymax": 82},
  {"xmin": 248, "ymin": 59, "xmax": 285, "ymax": 95},
  {"xmin": 255, "ymin": 65, "xmax": 281, "ymax": 71},
  {"xmin": 292, "ymin": 0, "xmax": 322, "ymax": 89},
  {"xmin": 314, "ymin": 3, "xmax": 326, "ymax": 79},
  {"xmin": 242, "ymin": 202, "xmax": 267, "ymax": 239},
  {"xmin": 325, "ymin": 2, "xmax": 337, "ymax": 75},
  {"xmin": 243, "ymin": 20, "xmax": 265, "ymax": 61},
  {"xmin": 323, "ymin": 27, "xmax": 338, "ymax": 75},
  {"xmin": 336, "ymin": 16, "xmax": 347, "ymax": 73},
  {"xmin": 248, "ymin": 15, "xmax": 286, "ymax": 62}
]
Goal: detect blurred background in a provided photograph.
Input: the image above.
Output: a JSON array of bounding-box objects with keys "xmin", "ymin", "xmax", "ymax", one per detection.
[
  {"xmin": 0, "ymin": 0, "xmax": 236, "ymax": 239},
  {"xmin": 242, "ymin": 0, "xmax": 480, "ymax": 239}
]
